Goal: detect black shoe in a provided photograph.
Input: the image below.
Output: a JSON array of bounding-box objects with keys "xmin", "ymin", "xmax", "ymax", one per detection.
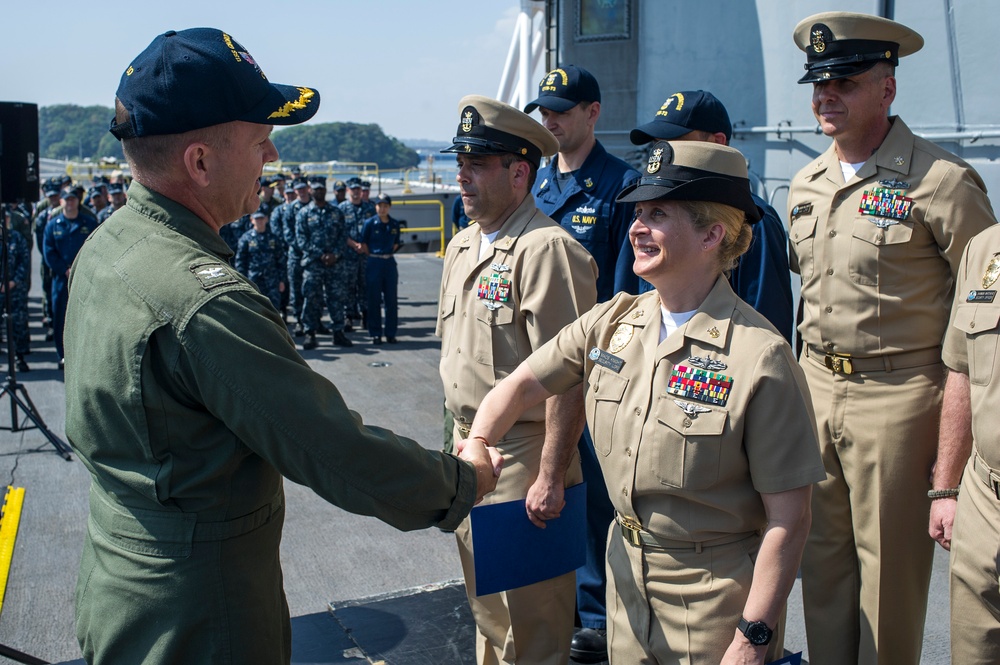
[
  {"xmin": 371, "ymin": 336, "xmax": 382, "ymax": 345},
  {"xmin": 386, "ymin": 337, "xmax": 398, "ymax": 344},
  {"xmin": 317, "ymin": 323, "xmax": 330, "ymax": 335},
  {"xmin": 302, "ymin": 333, "xmax": 317, "ymax": 350},
  {"xmin": 45, "ymin": 330, "xmax": 54, "ymax": 342},
  {"xmin": 570, "ymin": 628, "xmax": 607, "ymax": 663},
  {"xmin": 58, "ymin": 358, "xmax": 65, "ymax": 371},
  {"xmin": 344, "ymin": 322, "xmax": 354, "ymax": 333},
  {"xmin": 16, "ymin": 357, "xmax": 29, "ymax": 372},
  {"xmin": 293, "ymin": 323, "xmax": 304, "ymax": 337},
  {"xmin": 333, "ymin": 331, "xmax": 353, "ymax": 347}
]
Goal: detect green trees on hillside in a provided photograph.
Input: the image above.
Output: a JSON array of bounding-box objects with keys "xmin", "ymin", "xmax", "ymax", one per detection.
[{"xmin": 37, "ymin": 105, "xmax": 417, "ymax": 167}]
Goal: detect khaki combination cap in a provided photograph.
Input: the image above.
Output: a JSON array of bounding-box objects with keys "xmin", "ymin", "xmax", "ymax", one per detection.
[
  {"xmin": 793, "ymin": 11, "xmax": 923, "ymax": 84},
  {"xmin": 616, "ymin": 141, "xmax": 760, "ymax": 223},
  {"xmin": 441, "ymin": 95, "xmax": 558, "ymax": 167}
]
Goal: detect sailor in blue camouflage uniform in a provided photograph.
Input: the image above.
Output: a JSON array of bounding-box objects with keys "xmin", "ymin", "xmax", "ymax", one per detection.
[
  {"xmin": 297, "ymin": 176, "xmax": 353, "ymax": 350},
  {"xmin": 2, "ymin": 211, "xmax": 30, "ymax": 371},
  {"xmin": 219, "ymin": 212, "xmax": 250, "ymax": 254},
  {"xmin": 235, "ymin": 209, "xmax": 286, "ymax": 310},
  {"xmin": 97, "ymin": 184, "xmax": 127, "ymax": 224},
  {"xmin": 523, "ymin": 64, "xmax": 639, "ymax": 663},
  {"xmin": 34, "ymin": 179, "xmax": 63, "ymax": 337},
  {"xmin": 339, "ymin": 177, "xmax": 376, "ymax": 326},
  {"xmin": 43, "ymin": 188, "xmax": 99, "ymax": 366},
  {"xmin": 361, "ymin": 193, "xmax": 401, "ymax": 344},
  {"xmin": 277, "ymin": 177, "xmax": 312, "ymax": 334}
]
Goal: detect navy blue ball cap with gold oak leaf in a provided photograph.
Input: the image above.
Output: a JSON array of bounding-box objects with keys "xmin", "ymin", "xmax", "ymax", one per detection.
[
  {"xmin": 109, "ymin": 27, "xmax": 320, "ymax": 140},
  {"xmin": 441, "ymin": 95, "xmax": 558, "ymax": 168},
  {"xmin": 616, "ymin": 141, "xmax": 761, "ymax": 223},
  {"xmin": 794, "ymin": 12, "xmax": 923, "ymax": 84}
]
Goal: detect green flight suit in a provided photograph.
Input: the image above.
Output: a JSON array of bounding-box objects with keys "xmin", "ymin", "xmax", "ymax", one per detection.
[{"xmin": 64, "ymin": 181, "xmax": 476, "ymax": 665}]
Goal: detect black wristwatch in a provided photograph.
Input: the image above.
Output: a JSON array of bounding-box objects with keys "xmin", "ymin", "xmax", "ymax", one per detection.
[{"xmin": 738, "ymin": 617, "xmax": 773, "ymax": 646}]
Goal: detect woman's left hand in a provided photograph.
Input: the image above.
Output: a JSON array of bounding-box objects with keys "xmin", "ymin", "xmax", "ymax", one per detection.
[{"xmin": 719, "ymin": 633, "xmax": 766, "ymax": 665}]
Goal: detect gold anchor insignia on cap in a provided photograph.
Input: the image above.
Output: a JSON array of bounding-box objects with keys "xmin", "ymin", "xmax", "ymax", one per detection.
[
  {"xmin": 708, "ymin": 326, "xmax": 720, "ymax": 339},
  {"xmin": 811, "ymin": 29, "xmax": 827, "ymax": 53},
  {"xmin": 647, "ymin": 148, "xmax": 663, "ymax": 174},
  {"xmin": 983, "ymin": 254, "xmax": 1000, "ymax": 289},
  {"xmin": 461, "ymin": 110, "xmax": 474, "ymax": 133},
  {"xmin": 608, "ymin": 323, "xmax": 634, "ymax": 353}
]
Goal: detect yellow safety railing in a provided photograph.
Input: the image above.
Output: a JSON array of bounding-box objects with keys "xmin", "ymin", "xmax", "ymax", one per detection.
[
  {"xmin": 0, "ymin": 487, "xmax": 24, "ymax": 615},
  {"xmin": 391, "ymin": 200, "xmax": 447, "ymax": 257}
]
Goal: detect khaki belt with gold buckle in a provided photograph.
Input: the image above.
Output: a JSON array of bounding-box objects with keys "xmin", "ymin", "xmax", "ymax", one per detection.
[
  {"xmin": 616, "ymin": 513, "xmax": 756, "ymax": 553},
  {"xmin": 973, "ymin": 452, "xmax": 1000, "ymax": 500},
  {"xmin": 808, "ymin": 346, "xmax": 942, "ymax": 376}
]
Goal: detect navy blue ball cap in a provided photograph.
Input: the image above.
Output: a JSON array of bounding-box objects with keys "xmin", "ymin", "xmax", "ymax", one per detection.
[
  {"xmin": 108, "ymin": 184, "xmax": 124, "ymax": 195},
  {"xmin": 109, "ymin": 27, "xmax": 320, "ymax": 140},
  {"xmin": 616, "ymin": 141, "xmax": 760, "ymax": 223},
  {"xmin": 630, "ymin": 91, "xmax": 732, "ymax": 145},
  {"xmin": 60, "ymin": 188, "xmax": 79, "ymax": 200},
  {"xmin": 523, "ymin": 65, "xmax": 601, "ymax": 114},
  {"xmin": 292, "ymin": 177, "xmax": 309, "ymax": 190},
  {"xmin": 346, "ymin": 177, "xmax": 362, "ymax": 189},
  {"xmin": 375, "ymin": 193, "xmax": 392, "ymax": 205},
  {"xmin": 309, "ymin": 175, "xmax": 327, "ymax": 189},
  {"xmin": 333, "ymin": 180, "xmax": 346, "ymax": 191},
  {"xmin": 42, "ymin": 181, "xmax": 60, "ymax": 196}
]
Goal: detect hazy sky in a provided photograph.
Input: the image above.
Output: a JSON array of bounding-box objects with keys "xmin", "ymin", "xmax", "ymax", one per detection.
[{"xmin": 1, "ymin": 0, "xmax": 524, "ymax": 141}]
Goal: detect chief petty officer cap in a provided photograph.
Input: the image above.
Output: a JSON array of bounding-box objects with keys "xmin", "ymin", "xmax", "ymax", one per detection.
[
  {"xmin": 109, "ymin": 27, "xmax": 320, "ymax": 140},
  {"xmin": 309, "ymin": 175, "xmax": 327, "ymax": 189},
  {"xmin": 794, "ymin": 12, "xmax": 923, "ymax": 84},
  {"xmin": 523, "ymin": 64, "xmax": 601, "ymax": 114},
  {"xmin": 630, "ymin": 90, "xmax": 732, "ymax": 145},
  {"xmin": 442, "ymin": 94, "xmax": 558, "ymax": 169},
  {"xmin": 616, "ymin": 141, "xmax": 761, "ymax": 223}
]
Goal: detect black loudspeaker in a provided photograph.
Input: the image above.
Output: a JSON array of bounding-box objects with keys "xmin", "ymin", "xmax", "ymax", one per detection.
[{"xmin": 0, "ymin": 102, "xmax": 40, "ymax": 204}]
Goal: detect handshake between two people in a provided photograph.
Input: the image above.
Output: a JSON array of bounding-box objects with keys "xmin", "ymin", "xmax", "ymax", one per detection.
[{"xmin": 456, "ymin": 437, "xmax": 504, "ymax": 504}]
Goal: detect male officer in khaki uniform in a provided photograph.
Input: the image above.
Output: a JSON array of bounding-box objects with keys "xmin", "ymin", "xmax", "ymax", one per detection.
[
  {"xmin": 64, "ymin": 28, "xmax": 501, "ymax": 665},
  {"xmin": 788, "ymin": 12, "xmax": 997, "ymax": 664},
  {"xmin": 437, "ymin": 95, "xmax": 598, "ymax": 665},
  {"xmin": 930, "ymin": 224, "xmax": 1000, "ymax": 663}
]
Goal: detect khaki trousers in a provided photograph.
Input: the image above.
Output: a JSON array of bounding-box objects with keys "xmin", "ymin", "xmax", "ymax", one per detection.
[
  {"xmin": 605, "ymin": 529, "xmax": 783, "ymax": 664},
  {"xmin": 949, "ymin": 452, "xmax": 1000, "ymax": 664},
  {"xmin": 800, "ymin": 355, "xmax": 942, "ymax": 665},
  {"xmin": 455, "ymin": 518, "xmax": 575, "ymax": 665}
]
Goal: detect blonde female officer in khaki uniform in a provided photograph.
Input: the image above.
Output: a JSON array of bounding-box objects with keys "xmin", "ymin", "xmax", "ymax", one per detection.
[{"xmin": 458, "ymin": 141, "xmax": 825, "ymax": 664}]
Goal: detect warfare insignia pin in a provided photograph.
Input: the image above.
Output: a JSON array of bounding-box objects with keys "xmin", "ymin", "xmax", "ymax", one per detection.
[
  {"xmin": 879, "ymin": 178, "xmax": 910, "ymax": 190},
  {"xmin": 869, "ymin": 218, "xmax": 899, "ymax": 230},
  {"xmin": 686, "ymin": 356, "xmax": 728, "ymax": 371},
  {"xmin": 673, "ymin": 400, "xmax": 712, "ymax": 418},
  {"xmin": 983, "ymin": 254, "xmax": 1000, "ymax": 289},
  {"xmin": 708, "ymin": 327, "xmax": 720, "ymax": 339},
  {"xmin": 647, "ymin": 148, "xmax": 663, "ymax": 174},
  {"xmin": 490, "ymin": 262, "xmax": 511, "ymax": 273},
  {"xmin": 608, "ymin": 323, "xmax": 634, "ymax": 353}
]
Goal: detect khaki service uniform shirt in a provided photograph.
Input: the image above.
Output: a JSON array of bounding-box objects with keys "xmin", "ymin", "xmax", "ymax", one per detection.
[
  {"xmin": 789, "ymin": 116, "xmax": 996, "ymax": 356},
  {"xmin": 437, "ymin": 194, "xmax": 597, "ymax": 503},
  {"xmin": 64, "ymin": 182, "xmax": 477, "ymax": 665},
  {"xmin": 526, "ymin": 277, "xmax": 825, "ymax": 542}
]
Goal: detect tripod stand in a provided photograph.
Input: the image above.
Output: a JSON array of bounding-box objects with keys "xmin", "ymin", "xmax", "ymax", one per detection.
[{"xmin": 0, "ymin": 206, "xmax": 71, "ymax": 460}]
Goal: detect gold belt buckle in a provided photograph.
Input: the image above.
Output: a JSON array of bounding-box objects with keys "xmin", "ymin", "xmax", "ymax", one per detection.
[
  {"xmin": 456, "ymin": 424, "xmax": 471, "ymax": 438},
  {"xmin": 824, "ymin": 353, "xmax": 854, "ymax": 375},
  {"xmin": 618, "ymin": 515, "xmax": 643, "ymax": 547}
]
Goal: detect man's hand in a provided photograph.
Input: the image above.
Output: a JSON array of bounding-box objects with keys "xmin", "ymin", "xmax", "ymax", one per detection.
[
  {"xmin": 525, "ymin": 476, "xmax": 565, "ymax": 529},
  {"xmin": 458, "ymin": 438, "xmax": 503, "ymax": 504},
  {"xmin": 719, "ymin": 632, "xmax": 766, "ymax": 665},
  {"xmin": 929, "ymin": 497, "xmax": 958, "ymax": 550}
]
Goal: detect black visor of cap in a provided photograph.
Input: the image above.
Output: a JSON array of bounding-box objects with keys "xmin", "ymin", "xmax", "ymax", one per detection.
[
  {"xmin": 441, "ymin": 128, "xmax": 542, "ymax": 166},
  {"xmin": 799, "ymin": 37, "xmax": 899, "ymax": 83},
  {"xmin": 616, "ymin": 164, "xmax": 761, "ymax": 223}
]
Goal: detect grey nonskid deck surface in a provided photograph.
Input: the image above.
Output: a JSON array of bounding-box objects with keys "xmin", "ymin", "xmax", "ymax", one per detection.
[{"xmin": 0, "ymin": 251, "xmax": 949, "ymax": 664}]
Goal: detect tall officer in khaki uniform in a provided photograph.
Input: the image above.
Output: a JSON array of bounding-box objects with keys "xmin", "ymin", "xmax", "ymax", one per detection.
[
  {"xmin": 65, "ymin": 28, "xmax": 502, "ymax": 665},
  {"xmin": 459, "ymin": 140, "xmax": 824, "ymax": 664},
  {"xmin": 437, "ymin": 95, "xmax": 598, "ymax": 665},
  {"xmin": 788, "ymin": 12, "xmax": 998, "ymax": 664},
  {"xmin": 930, "ymin": 224, "xmax": 1000, "ymax": 663}
]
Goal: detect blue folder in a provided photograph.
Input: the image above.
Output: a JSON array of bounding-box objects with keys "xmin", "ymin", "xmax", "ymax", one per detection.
[{"xmin": 470, "ymin": 482, "xmax": 586, "ymax": 596}]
